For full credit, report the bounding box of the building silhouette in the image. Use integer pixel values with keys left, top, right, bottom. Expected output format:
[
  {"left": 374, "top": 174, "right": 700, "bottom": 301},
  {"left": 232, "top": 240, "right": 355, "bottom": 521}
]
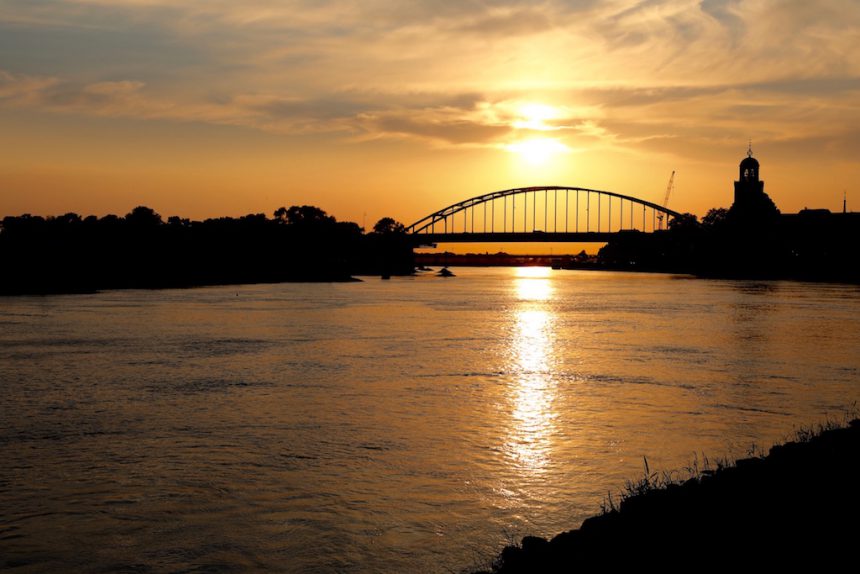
[{"left": 729, "top": 145, "right": 780, "bottom": 222}]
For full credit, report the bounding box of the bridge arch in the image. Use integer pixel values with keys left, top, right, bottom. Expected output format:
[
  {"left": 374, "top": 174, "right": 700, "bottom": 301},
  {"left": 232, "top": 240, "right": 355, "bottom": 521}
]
[{"left": 406, "top": 186, "right": 682, "bottom": 242}]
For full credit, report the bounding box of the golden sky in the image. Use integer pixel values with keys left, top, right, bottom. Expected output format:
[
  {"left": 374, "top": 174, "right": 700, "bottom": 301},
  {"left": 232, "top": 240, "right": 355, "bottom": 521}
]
[{"left": 2, "top": 0, "right": 859, "bottom": 234}]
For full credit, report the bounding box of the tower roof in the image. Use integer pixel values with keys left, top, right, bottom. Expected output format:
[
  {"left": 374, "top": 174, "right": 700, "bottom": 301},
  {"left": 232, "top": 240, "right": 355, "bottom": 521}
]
[
  {"left": 740, "top": 141, "right": 759, "bottom": 169},
  {"left": 740, "top": 155, "right": 759, "bottom": 170}
]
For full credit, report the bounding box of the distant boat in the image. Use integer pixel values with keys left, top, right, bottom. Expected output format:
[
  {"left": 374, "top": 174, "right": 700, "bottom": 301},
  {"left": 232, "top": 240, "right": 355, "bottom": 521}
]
[
  {"left": 381, "top": 274, "right": 391, "bottom": 280},
  {"left": 438, "top": 267, "right": 455, "bottom": 277}
]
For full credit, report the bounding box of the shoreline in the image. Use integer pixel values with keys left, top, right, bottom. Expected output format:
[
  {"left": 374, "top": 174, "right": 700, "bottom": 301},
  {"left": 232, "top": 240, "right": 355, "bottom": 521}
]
[
  {"left": 6, "top": 263, "right": 860, "bottom": 296},
  {"left": 424, "top": 258, "right": 860, "bottom": 284},
  {"left": 0, "top": 274, "right": 366, "bottom": 296},
  {"left": 475, "top": 418, "right": 860, "bottom": 571}
]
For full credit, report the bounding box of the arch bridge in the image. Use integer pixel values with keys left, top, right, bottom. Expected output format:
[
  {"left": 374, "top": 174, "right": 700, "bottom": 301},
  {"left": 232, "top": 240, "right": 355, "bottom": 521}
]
[{"left": 406, "top": 186, "right": 681, "bottom": 245}]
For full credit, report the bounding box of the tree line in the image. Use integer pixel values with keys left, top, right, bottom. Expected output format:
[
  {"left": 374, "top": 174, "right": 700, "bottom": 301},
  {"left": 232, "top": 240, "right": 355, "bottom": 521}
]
[
  {"left": 0, "top": 206, "right": 414, "bottom": 294},
  {"left": 598, "top": 206, "right": 860, "bottom": 282}
]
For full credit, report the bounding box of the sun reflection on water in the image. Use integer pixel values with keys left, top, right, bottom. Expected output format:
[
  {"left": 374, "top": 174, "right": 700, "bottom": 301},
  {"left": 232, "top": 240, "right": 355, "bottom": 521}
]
[
  {"left": 505, "top": 268, "right": 558, "bottom": 473},
  {"left": 514, "top": 267, "right": 552, "bottom": 301}
]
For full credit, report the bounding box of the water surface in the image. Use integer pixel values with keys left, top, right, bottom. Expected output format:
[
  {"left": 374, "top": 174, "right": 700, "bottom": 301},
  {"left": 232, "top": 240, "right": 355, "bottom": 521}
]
[{"left": 2, "top": 268, "right": 859, "bottom": 572}]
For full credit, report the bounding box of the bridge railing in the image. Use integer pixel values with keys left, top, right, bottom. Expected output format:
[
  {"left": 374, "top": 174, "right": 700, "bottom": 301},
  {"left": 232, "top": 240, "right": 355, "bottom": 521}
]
[{"left": 406, "top": 186, "right": 682, "bottom": 237}]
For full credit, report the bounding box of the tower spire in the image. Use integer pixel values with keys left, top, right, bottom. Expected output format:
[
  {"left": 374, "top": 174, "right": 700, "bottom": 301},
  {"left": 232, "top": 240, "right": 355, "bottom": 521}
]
[{"left": 747, "top": 139, "right": 753, "bottom": 158}]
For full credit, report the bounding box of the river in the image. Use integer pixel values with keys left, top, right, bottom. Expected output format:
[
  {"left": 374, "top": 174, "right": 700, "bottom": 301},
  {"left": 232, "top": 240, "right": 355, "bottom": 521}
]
[{"left": 1, "top": 268, "right": 859, "bottom": 572}]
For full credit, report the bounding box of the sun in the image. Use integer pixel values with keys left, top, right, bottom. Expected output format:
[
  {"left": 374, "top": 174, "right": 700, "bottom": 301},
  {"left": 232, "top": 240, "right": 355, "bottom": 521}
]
[
  {"left": 504, "top": 102, "right": 570, "bottom": 165},
  {"left": 512, "top": 103, "right": 560, "bottom": 131},
  {"left": 506, "top": 138, "right": 570, "bottom": 166}
]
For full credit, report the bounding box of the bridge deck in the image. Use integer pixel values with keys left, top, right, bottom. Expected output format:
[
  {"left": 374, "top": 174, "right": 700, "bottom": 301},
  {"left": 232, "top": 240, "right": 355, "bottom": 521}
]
[{"left": 410, "top": 231, "right": 650, "bottom": 246}]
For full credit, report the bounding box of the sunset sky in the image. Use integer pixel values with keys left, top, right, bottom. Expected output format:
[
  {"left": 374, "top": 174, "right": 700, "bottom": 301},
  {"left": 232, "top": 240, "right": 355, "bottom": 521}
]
[{"left": 2, "top": 0, "right": 859, "bottom": 232}]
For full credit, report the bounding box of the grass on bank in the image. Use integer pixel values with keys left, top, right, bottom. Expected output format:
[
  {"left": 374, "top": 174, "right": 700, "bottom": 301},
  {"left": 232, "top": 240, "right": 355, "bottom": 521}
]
[{"left": 471, "top": 409, "right": 860, "bottom": 573}]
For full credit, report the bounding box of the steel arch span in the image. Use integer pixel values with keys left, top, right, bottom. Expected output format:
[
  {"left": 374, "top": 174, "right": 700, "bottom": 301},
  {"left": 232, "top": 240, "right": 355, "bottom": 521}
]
[{"left": 406, "top": 186, "right": 682, "bottom": 243}]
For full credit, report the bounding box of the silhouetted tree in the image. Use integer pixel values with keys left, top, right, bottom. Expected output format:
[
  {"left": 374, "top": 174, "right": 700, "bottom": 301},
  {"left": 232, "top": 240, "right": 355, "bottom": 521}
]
[
  {"left": 241, "top": 213, "right": 268, "bottom": 225},
  {"left": 702, "top": 208, "right": 729, "bottom": 229},
  {"left": 372, "top": 217, "right": 406, "bottom": 235},
  {"left": 167, "top": 216, "right": 191, "bottom": 227},
  {"left": 284, "top": 205, "right": 334, "bottom": 226},
  {"left": 57, "top": 212, "right": 82, "bottom": 225},
  {"left": 335, "top": 221, "right": 363, "bottom": 236},
  {"left": 125, "top": 206, "right": 162, "bottom": 226},
  {"left": 668, "top": 212, "right": 699, "bottom": 231}
]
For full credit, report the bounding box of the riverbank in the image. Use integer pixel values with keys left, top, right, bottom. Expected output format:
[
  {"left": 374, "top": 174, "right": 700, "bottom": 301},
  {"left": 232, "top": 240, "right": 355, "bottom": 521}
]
[
  {"left": 0, "top": 273, "right": 363, "bottom": 296},
  {"left": 0, "top": 206, "right": 414, "bottom": 295},
  {"left": 477, "top": 418, "right": 860, "bottom": 571}
]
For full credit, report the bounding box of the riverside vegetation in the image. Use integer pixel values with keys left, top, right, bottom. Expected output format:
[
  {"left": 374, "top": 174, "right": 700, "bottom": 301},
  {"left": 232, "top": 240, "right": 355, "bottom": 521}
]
[
  {"left": 597, "top": 207, "right": 860, "bottom": 282},
  {"left": 0, "top": 206, "right": 414, "bottom": 294},
  {"left": 476, "top": 417, "right": 860, "bottom": 571}
]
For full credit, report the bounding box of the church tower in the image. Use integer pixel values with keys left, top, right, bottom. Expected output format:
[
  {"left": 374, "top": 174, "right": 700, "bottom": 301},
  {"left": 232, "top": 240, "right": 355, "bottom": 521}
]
[
  {"left": 734, "top": 144, "right": 764, "bottom": 203},
  {"left": 729, "top": 144, "right": 779, "bottom": 221}
]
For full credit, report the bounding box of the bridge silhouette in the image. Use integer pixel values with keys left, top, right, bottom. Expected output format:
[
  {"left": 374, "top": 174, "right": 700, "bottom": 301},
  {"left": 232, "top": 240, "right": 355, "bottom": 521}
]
[{"left": 406, "top": 186, "right": 681, "bottom": 245}]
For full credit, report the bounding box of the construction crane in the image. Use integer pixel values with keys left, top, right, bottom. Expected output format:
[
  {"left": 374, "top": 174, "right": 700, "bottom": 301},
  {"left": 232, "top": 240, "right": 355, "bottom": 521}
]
[{"left": 656, "top": 170, "right": 675, "bottom": 230}]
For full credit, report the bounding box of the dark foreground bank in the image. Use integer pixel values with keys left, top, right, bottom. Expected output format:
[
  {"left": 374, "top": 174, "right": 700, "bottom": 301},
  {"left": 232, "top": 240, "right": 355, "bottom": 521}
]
[{"left": 476, "top": 419, "right": 860, "bottom": 572}]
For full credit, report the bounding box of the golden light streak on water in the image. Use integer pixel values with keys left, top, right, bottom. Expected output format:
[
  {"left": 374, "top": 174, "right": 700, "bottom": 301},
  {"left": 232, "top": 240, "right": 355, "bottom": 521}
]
[
  {"left": 506, "top": 266, "right": 558, "bottom": 474},
  {"left": 514, "top": 266, "right": 553, "bottom": 301},
  {"left": 507, "top": 308, "right": 557, "bottom": 474}
]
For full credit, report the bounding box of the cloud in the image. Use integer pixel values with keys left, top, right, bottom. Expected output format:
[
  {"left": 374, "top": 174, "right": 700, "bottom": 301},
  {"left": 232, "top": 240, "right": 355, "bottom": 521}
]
[
  {"left": 360, "top": 113, "right": 512, "bottom": 146},
  {"left": 699, "top": 0, "right": 744, "bottom": 38},
  {"left": 452, "top": 7, "right": 556, "bottom": 37},
  {"left": 2, "top": 0, "right": 860, "bottom": 166},
  {"left": 4, "top": 61, "right": 860, "bottom": 166},
  {"left": 0, "top": 69, "right": 59, "bottom": 102},
  {"left": 1, "top": 71, "right": 161, "bottom": 118},
  {"left": 46, "top": 80, "right": 146, "bottom": 108}
]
